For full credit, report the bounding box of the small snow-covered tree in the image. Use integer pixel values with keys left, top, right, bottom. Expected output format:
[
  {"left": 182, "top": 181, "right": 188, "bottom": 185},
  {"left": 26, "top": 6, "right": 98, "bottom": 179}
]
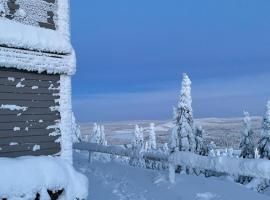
[
  {"left": 148, "top": 123, "right": 157, "bottom": 150},
  {"left": 129, "top": 125, "right": 145, "bottom": 168},
  {"left": 237, "top": 112, "right": 255, "bottom": 184},
  {"left": 170, "top": 73, "right": 195, "bottom": 153},
  {"left": 194, "top": 125, "right": 206, "bottom": 156},
  {"left": 100, "top": 125, "right": 108, "bottom": 146},
  {"left": 258, "top": 101, "right": 270, "bottom": 159},
  {"left": 89, "top": 123, "right": 100, "bottom": 143},
  {"left": 239, "top": 111, "right": 255, "bottom": 159},
  {"left": 71, "top": 112, "right": 82, "bottom": 143}
]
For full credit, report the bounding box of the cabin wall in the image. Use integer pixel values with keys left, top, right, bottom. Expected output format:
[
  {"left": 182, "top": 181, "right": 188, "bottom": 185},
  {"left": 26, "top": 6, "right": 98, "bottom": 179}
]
[{"left": 0, "top": 68, "right": 61, "bottom": 157}]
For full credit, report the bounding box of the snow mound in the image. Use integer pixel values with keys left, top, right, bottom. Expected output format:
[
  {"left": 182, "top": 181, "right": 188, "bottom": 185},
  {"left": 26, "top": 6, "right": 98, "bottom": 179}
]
[{"left": 0, "top": 156, "right": 88, "bottom": 200}]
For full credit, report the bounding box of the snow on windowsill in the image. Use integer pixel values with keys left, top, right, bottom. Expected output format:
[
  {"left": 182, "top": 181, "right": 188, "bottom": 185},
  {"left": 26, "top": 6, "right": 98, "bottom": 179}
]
[
  {"left": 0, "top": 156, "right": 88, "bottom": 200},
  {"left": 0, "top": 18, "right": 72, "bottom": 54}
]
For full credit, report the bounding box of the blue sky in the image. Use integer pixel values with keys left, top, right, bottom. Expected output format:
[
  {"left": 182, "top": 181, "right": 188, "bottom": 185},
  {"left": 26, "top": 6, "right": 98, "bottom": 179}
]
[{"left": 70, "top": 0, "right": 270, "bottom": 122}]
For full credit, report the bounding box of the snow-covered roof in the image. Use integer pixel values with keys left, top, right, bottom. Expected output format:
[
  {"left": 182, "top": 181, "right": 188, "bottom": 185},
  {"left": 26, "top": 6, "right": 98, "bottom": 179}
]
[{"left": 0, "top": 0, "right": 75, "bottom": 75}]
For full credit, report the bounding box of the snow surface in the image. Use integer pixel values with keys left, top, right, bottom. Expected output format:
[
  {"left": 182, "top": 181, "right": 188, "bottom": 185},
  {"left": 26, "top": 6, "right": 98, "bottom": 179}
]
[
  {"left": 0, "top": 19, "right": 72, "bottom": 54},
  {"left": 74, "top": 151, "right": 269, "bottom": 200},
  {"left": 0, "top": 156, "right": 88, "bottom": 200}
]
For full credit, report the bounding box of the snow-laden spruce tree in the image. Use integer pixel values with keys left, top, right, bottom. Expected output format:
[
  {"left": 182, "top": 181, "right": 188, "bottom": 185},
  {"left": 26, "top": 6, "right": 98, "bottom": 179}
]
[
  {"left": 71, "top": 112, "right": 82, "bottom": 143},
  {"left": 258, "top": 101, "right": 270, "bottom": 159},
  {"left": 129, "top": 125, "right": 145, "bottom": 168},
  {"left": 194, "top": 125, "right": 206, "bottom": 156},
  {"left": 250, "top": 101, "right": 270, "bottom": 191},
  {"left": 169, "top": 73, "right": 196, "bottom": 174},
  {"left": 170, "top": 73, "right": 195, "bottom": 153},
  {"left": 100, "top": 125, "right": 108, "bottom": 146},
  {"left": 148, "top": 123, "right": 157, "bottom": 150},
  {"left": 193, "top": 125, "right": 207, "bottom": 175},
  {"left": 237, "top": 111, "right": 255, "bottom": 184},
  {"left": 89, "top": 123, "right": 100, "bottom": 143},
  {"left": 239, "top": 111, "right": 255, "bottom": 159}
]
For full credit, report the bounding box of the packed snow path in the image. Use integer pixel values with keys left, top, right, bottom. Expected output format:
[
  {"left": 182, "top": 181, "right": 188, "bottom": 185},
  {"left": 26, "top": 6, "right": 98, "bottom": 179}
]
[{"left": 74, "top": 152, "right": 269, "bottom": 200}]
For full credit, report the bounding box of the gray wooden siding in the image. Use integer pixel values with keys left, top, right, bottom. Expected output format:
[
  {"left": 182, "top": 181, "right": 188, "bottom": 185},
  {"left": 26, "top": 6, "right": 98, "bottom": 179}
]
[
  {"left": 0, "top": 0, "right": 57, "bottom": 30},
  {"left": 0, "top": 68, "right": 61, "bottom": 157}
]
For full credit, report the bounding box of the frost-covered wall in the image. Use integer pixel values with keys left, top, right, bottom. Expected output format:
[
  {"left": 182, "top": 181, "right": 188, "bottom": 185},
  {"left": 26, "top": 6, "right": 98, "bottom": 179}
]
[
  {"left": 0, "top": 0, "right": 75, "bottom": 75},
  {"left": 0, "top": 0, "right": 58, "bottom": 30},
  {"left": 0, "top": 0, "right": 75, "bottom": 161},
  {"left": 59, "top": 75, "right": 73, "bottom": 164}
]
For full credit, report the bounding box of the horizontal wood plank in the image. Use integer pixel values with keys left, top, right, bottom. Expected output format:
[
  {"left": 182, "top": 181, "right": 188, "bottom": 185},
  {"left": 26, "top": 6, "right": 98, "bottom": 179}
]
[
  {"left": 0, "top": 68, "right": 60, "bottom": 81},
  {"left": 0, "top": 148, "right": 61, "bottom": 158},
  {"left": 0, "top": 120, "right": 59, "bottom": 130},
  {"left": 0, "top": 85, "right": 59, "bottom": 94},
  {"left": 0, "top": 107, "right": 59, "bottom": 115},
  {"left": 0, "top": 135, "right": 60, "bottom": 146},
  {"left": 0, "top": 78, "right": 59, "bottom": 88},
  {"left": 0, "top": 114, "right": 59, "bottom": 123},
  {"left": 0, "top": 128, "right": 60, "bottom": 138},
  {"left": 0, "top": 92, "right": 59, "bottom": 101}
]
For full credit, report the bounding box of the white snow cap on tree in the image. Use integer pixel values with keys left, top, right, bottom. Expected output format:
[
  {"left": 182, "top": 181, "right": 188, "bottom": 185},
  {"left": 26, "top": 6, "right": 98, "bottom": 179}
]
[
  {"left": 148, "top": 123, "right": 157, "bottom": 150},
  {"left": 170, "top": 73, "right": 195, "bottom": 152},
  {"left": 258, "top": 101, "right": 270, "bottom": 159}
]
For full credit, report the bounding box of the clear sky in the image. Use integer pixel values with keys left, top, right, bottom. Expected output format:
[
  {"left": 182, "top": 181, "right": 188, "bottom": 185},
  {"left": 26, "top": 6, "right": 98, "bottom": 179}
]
[{"left": 70, "top": 0, "right": 270, "bottom": 122}]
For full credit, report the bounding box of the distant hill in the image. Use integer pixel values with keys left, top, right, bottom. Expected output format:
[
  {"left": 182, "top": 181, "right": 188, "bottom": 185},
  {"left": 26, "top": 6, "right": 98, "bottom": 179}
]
[{"left": 80, "top": 117, "right": 262, "bottom": 149}]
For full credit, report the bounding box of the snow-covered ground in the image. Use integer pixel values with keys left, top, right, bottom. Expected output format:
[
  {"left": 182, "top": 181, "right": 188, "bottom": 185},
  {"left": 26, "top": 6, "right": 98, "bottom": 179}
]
[
  {"left": 74, "top": 151, "right": 270, "bottom": 200},
  {"left": 80, "top": 117, "right": 262, "bottom": 148}
]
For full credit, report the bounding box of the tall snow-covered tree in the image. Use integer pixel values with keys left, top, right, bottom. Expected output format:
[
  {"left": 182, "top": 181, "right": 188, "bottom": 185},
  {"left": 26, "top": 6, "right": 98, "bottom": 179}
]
[
  {"left": 237, "top": 111, "right": 255, "bottom": 184},
  {"left": 170, "top": 73, "right": 195, "bottom": 153},
  {"left": 148, "top": 123, "right": 157, "bottom": 150},
  {"left": 258, "top": 101, "right": 270, "bottom": 159},
  {"left": 71, "top": 112, "right": 82, "bottom": 143},
  {"left": 251, "top": 102, "right": 270, "bottom": 192},
  {"left": 239, "top": 111, "right": 255, "bottom": 159},
  {"left": 129, "top": 125, "right": 145, "bottom": 168}
]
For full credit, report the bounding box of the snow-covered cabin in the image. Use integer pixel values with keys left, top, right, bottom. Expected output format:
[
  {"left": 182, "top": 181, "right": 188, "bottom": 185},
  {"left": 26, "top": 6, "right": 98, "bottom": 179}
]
[{"left": 0, "top": 0, "right": 74, "bottom": 163}]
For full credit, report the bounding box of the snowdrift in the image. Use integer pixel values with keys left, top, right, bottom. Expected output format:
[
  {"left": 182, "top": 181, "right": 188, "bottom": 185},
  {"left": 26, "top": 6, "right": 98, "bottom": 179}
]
[{"left": 0, "top": 156, "right": 88, "bottom": 200}]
